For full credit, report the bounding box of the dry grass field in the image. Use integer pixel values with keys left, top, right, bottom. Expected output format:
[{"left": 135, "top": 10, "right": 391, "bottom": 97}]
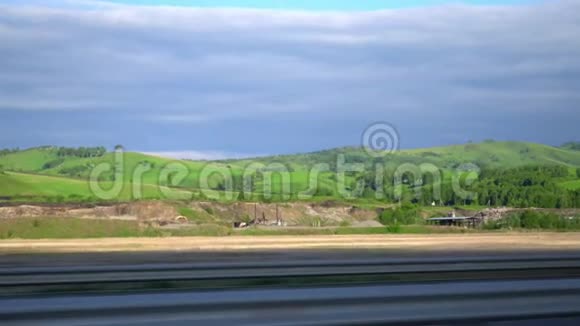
[{"left": 1, "top": 233, "right": 580, "bottom": 254}]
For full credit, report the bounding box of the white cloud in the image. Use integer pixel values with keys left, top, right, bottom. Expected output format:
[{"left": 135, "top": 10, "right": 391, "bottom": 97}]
[{"left": 141, "top": 150, "right": 265, "bottom": 160}]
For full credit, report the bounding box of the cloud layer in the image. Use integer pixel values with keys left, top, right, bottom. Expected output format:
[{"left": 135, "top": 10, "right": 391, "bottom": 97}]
[{"left": 1, "top": 0, "right": 579, "bottom": 157}]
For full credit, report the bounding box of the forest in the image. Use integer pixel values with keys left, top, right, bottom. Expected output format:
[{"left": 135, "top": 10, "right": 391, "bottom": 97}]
[{"left": 360, "top": 165, "right": 580, "bottom": 208}]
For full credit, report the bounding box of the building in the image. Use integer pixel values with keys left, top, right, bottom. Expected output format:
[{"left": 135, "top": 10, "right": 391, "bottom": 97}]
[{"left": 426, "top": 216, "right": 482, "bottom": 228}]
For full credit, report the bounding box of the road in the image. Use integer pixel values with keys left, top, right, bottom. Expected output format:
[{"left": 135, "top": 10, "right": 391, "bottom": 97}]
[
  {"left": 2, "top": 252, "right": 580, "bottom": 325},
  {"left": 2, "top": 278, "right": 580, "bottom": 325}
]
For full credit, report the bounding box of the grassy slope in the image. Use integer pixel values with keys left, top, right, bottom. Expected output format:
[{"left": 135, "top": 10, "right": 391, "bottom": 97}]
[
  {"left": 1, "top": 141, "right": 579, "bottom": 201},
  {"left": 4, "top": 142, "right": 579, "bottom": 175},
  {"left": 233, "top": 141, "right": 580, "bottom": 194},
  {"left": 0, "top": 148, "right": 59, "bottom": 171},
  {"left": 384, "top": 141, "right": 580, "bottom": 168},
  {"left": 0, "top": 172, "right": 193, "bottom": 201},
  {"left": 231, "top": 141, "right": 580, "bottom": 173},
  {"left": 0, "top": 172, "right": 90, "bottom": 197},
  {"left": 561, "top": 180, "right": 580, "bottom": 191},
  {"left": 0, "top": 218, "right": 144, "bottom": 239}
]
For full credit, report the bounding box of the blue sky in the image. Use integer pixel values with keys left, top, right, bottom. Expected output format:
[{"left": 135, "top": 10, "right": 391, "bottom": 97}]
[{"left": 0, "top": 0, "right": 579, "bottom": 159}]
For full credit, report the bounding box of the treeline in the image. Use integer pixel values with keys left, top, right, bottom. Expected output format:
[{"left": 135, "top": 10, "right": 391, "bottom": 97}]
[
  {"left": 1, "top": 146, "right": 109, "bottom": 158},
  {"left": 473, "top": 166, "right": 578, "bottom": 208},
  {"left": 378, "top": 203, "right": 422, "bottom": 225},
  {"left": 235, "top": 164, "right": 579, "bottom": 208},
  {"left": 352, "top": 165, "right": 579, "bottom": 208},
  {"left": 561, "top": 141, "right": 580, "bottom": 151},
  {"left": 479, "top": 165, "right": 569, "bottom": 179},
  {"left": 485, "top": 210, "right": 580, "bottom": 230},
  {"left": 0, "top": 148, "right": 20, "bottom": 156},
  {"left": 56, "top": 146, "right": 107, "bottom": 158}
]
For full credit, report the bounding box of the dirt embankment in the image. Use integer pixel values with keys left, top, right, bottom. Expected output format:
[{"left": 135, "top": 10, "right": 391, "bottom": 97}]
[
  {"left": 2, "top": 201, "right": 578, "bottom": 228},
  {"left": 0, "top": 201, "right": 380, "bottom": 227},
  {"left": 0, "top": 201, "right": 176, "bottom": 222}
]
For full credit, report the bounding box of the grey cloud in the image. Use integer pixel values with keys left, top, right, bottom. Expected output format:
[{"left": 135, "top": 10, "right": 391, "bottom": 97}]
[{"left": 0, "top": 0, "right": 579, "bottom": 152}]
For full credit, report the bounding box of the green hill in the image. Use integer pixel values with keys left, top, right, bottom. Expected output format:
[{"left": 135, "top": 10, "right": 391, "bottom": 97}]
[
  {"left": 0, "top": 171, "right": 194, "bottom": 202},
  {"left": 240, "top": 141, "right": 580, "bottom": 169},
  {"left": 1, "top": 141, "right": 580, "bottom": 203},
  {"left": 0, "top": 171, "right": 93, "bottom": 200},
  {"left": 0, "top": 147, "right": 61, "bottom": 171}
]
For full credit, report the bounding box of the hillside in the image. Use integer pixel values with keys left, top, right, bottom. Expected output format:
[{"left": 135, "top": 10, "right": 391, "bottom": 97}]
[
  {"left": 238, "top": 141, "right": 580, "bottom": 169},
  {"left": 0, "top": 172, "right": 193, "bottom": 202},
  {"left": 1, "top": 141, "right": 580, "bottom": 203},
  {"left": 4, "top": 141, "right": 579, "bottom": 174}
]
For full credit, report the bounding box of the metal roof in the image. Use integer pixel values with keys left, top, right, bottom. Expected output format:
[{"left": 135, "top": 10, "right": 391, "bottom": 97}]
[{"left": 427, "top": 216, "right": 474, "bottom": 221}]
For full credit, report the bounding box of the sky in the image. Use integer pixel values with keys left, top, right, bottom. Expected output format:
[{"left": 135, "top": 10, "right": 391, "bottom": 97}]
[
  {"left": 102, "top": 0, "right": 538, "bottom": 10},
  {"left": 1, "top": 0, "right": 579, "bottom": 159}
]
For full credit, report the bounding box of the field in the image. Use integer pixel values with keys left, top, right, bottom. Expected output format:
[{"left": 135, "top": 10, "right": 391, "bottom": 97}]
[
  {"left": 0, "top": 218, "right": 143, "bottom": 239},
  {"left": 2, "top": 233, "right": 580, "bottom": 254}
]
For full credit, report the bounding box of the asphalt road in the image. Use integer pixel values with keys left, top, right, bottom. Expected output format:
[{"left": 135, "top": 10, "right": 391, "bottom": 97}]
[
  {"left": 2, "top": 278, "right": 580, "bottom": 325},
  {"left": 2, "top": 251, "right": 580, "bottom": 325}
]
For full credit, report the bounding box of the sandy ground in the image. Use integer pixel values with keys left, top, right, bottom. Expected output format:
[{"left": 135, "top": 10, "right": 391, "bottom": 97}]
[{"left": 1, "top": 233, "right": 580, "bottom": 254}]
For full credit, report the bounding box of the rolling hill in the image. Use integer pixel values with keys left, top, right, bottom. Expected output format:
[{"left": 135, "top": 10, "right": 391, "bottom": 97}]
[
  {"left": 1, "top": 141, "right": 579, "bottom": 203},
  {"left": 241, "top": 141, "right": 580, "bottom": 169},
  {"left": 0, "top": 171, "right": 194, "bottom": 202}
]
